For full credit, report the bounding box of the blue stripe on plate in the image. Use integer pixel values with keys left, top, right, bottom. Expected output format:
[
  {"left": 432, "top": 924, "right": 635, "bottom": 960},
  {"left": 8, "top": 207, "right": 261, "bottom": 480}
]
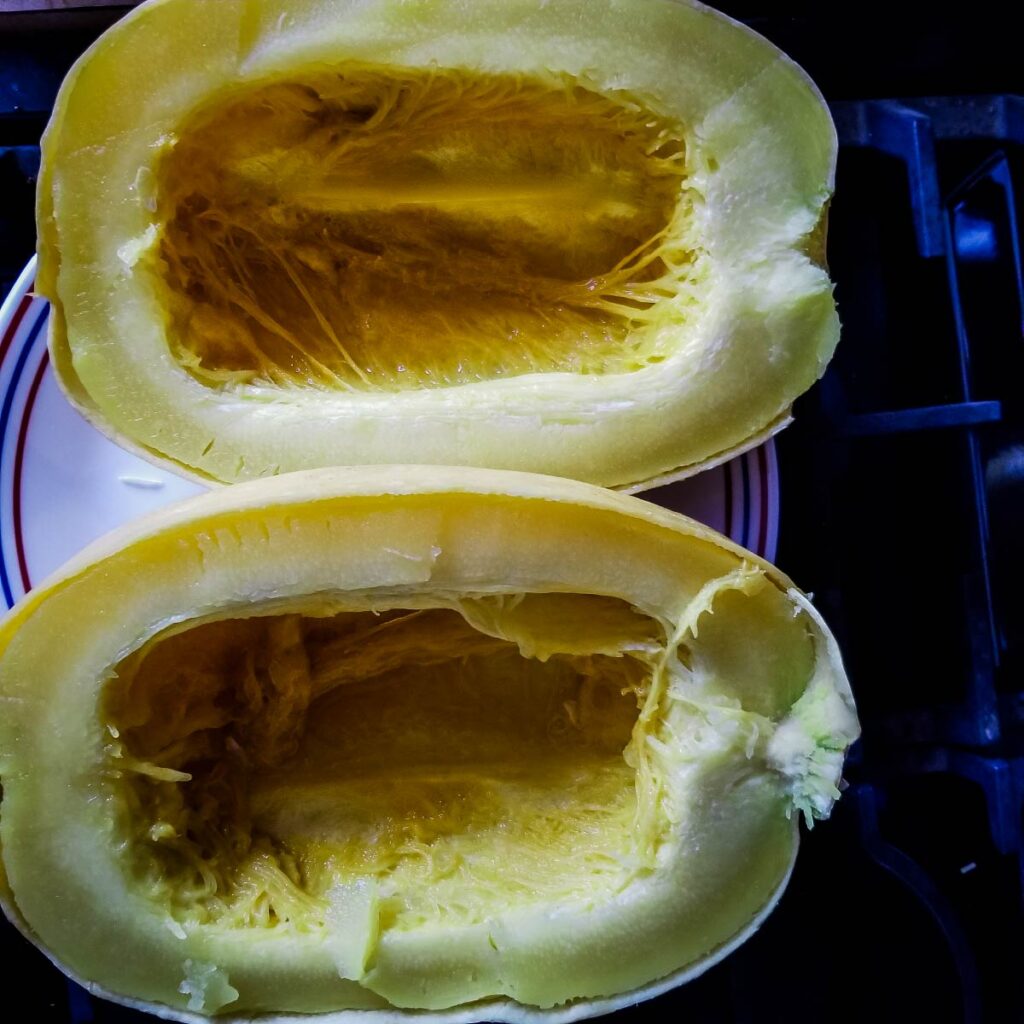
[{"left": 0, "top": 304, "right": 48, "bottom": 608}]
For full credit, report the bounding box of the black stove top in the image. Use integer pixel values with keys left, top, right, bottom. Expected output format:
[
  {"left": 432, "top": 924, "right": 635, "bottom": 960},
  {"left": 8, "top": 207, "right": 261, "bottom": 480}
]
[{"left": 1, "top": 5, "right": 1022, "bottom": 1022}]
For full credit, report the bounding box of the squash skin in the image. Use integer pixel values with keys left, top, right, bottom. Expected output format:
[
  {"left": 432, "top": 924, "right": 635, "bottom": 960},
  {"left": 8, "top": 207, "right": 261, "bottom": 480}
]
[
  {"left": 0, "top": 466, "right": 857, "bottom": 1021},
  {"left": 38, "top": 0, "right": 838, "bottom": 489}
]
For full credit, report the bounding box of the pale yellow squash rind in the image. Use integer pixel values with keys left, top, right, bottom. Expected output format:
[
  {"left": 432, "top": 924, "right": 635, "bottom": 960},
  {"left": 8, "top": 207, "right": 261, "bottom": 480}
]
[
  {"left": 38, "top": 0, "right": 837, "bottom": 488},
  {"left": 0, "top": 466, "right": 857, "bottom": 1021}
]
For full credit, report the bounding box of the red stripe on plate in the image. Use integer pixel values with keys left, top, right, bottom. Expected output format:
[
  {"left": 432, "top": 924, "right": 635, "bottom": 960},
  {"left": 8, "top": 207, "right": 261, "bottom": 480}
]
[
  {"left": 756, "top": 444, "right": 769, "bottom": 558},
  {"left": 723, "top": 463, "right": 733, "bottom": 545},
  {"left": 0, "top": 296, "right": 33, "bottom": 369},
  {"left": 14, "top": 350, "right": 49, "bottom": 592}
]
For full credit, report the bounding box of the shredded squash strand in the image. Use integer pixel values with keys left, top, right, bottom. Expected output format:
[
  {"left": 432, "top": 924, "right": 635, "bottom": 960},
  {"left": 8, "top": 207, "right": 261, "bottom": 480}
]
[
  {"left": 154, "top": 66, "right": 703, "bottom": 392},
  {"left": 102, "top": 579, "right": 796, "bottom": 941}
]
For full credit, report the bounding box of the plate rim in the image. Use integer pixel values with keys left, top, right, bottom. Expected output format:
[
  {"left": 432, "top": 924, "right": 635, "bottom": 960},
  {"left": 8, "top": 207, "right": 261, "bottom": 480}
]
[{"left": 0, "top": 261, "right": 779, "bottom": 606}]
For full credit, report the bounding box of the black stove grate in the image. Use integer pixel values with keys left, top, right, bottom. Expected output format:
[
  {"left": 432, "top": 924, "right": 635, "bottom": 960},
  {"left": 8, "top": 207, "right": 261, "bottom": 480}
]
[{"left": 776, "top": 92, "right": 1024, "bottom": 1022}]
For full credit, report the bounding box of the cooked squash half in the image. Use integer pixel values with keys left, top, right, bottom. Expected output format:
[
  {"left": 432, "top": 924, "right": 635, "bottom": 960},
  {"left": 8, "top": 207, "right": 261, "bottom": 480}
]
[
  {"left": 0, "top": 467, "right": 858, "bottom": 1021},
  {"left": 39, "top": 0, "right": 838, "bottom": 488}
]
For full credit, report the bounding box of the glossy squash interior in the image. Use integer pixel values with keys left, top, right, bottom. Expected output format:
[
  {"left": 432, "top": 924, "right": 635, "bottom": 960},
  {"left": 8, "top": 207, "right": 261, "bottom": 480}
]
[
  {"left": 0, "top": 467, "right": 857, "bottom": 1016},
  {"left": 153, "top": 66, "right": 701, "bottom": 391},
  {"left": 103, "top": 594, "right": 668, "bottom": 936}
]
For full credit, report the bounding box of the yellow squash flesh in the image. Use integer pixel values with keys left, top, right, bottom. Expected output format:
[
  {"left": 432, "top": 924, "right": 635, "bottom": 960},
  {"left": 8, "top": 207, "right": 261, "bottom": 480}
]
[
  {"left": 39, "top": 0, "right": 838, "bottom": 488},
  {"left": 0, "top": 467, "right": 859, "bottom": 1021}
]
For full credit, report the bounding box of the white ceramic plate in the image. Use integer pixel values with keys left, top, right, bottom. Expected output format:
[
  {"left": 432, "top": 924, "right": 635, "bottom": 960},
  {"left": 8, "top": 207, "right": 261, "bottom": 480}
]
[{"left": 0, "top": 256, "right": 778, "bottom": 610}]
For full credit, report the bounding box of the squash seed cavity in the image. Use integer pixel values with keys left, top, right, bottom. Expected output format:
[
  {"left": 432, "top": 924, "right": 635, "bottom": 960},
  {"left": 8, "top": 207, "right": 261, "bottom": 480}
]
[
  {"left": 102, "top": 596, "right": 663, "bottom": 936},
  {"left": 152, "top": 66, "right": 702, "bottom": 392}
]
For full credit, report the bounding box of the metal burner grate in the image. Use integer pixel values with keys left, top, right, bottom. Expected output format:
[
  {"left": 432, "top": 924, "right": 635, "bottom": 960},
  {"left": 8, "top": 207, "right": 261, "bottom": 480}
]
[{"left": 777, "top": 93, "right": 1024, "bottom": 1022}]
